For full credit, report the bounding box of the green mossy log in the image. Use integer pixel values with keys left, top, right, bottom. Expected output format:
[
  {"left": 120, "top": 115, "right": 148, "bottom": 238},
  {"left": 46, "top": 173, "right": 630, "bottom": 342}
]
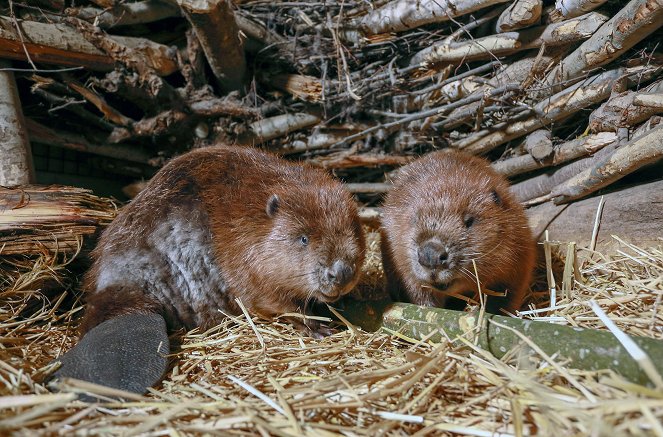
[{"left": 340, "top": 299, "right": 663, "bottom": 387}]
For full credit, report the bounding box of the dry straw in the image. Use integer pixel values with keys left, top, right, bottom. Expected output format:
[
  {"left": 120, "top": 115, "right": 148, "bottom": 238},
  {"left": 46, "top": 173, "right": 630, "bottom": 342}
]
[{"left": 1, "top": 230, "right": 662, "bottom": 435}]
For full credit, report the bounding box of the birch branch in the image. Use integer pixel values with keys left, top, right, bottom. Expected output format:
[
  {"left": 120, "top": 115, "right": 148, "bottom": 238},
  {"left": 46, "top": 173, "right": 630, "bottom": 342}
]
[
  {"left": 551, "top": 124, "right": 663, "bottom": 203},
  {"left": 355, "top": 0, "right": 512, "bottom": 35},
  {"left": 0, "top": 60, "right": 35, "bottom": 186},
  {"left": 410, "top": 11, "right": 607, "bottom": 66},
  {"left": 177, "top": 0, "right": 246, "bottom": 93},
  {"left": 492, "top": 132, "right": 617, "bottom": 177},
  {"left": 239, "top": 113, "right": 321, "bottom": 145},
  {"left": 456, "top": 68, "right": 624, "bottom": 155},
  {"left": 543, "top": 0, "right": 663, "bottom": 91}
]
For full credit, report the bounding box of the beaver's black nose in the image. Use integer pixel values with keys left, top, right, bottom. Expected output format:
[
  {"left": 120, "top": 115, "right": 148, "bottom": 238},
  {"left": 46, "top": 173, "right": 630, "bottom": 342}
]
[
  {"left": 325, "top": 260, "right": 354, "bottom": 287},
  {"left": 418, "top": 241, "right": 449, "bottom": 269}
]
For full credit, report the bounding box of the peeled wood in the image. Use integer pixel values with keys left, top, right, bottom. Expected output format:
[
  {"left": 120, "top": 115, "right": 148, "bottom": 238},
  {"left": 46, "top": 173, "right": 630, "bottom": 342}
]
[
  {"left": 409, "top": 12, "right": 606, "bottom": 66},
  {"left": 177, "top": 0, "right": 246, "bottom": 93},
  {"left": 589, "top": 80, "right": 663, "bottom": 133},
  {"left": 492, "top": 132, "right": 617, "bottom": 178},
  {"left": 0, "top": 186, "right": 116, "bottom": 256},
  {"left": 0, "top": 16, "right": 177, "bottom": 75},
  {"left": 525, "top": 129, "right": 553, "bottom": 161},
  {"left": 0, "top": 60, "right": 35, "bottom": 186},
  {"left": 552, "top": 0, "right": 608, "bottom": 19},
  {"left": 356, "top": 0, "right": 512, "bottom": 35},
  {"left": 341, "top": 300, "right": 663, "bottom": 387},
  {"left": 510, "top": 141, "right": 620, "bottom": 202},
  {"left": 239, "top": 113, "right": 321, "bottom": 145},
  {"left": 496, "top": 0, "right": 542, "bottom": 32},
  {"left": 551, "top": 124, "right": 663, "bottom": 203},
  {"left": 543, "top": 0, "right": 663, "bottom": 92},
  {"left": 527, "top": 178, "right": 663, "bottom": 251},
  {"left": 457, "top": 68, "right": 623, "bottom": 155}
]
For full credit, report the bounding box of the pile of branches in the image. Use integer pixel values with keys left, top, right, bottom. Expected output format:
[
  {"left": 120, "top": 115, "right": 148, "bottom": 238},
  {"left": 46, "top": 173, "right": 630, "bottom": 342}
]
[{"left": 3, "top": 0, "right": 663, "bottom": 205}]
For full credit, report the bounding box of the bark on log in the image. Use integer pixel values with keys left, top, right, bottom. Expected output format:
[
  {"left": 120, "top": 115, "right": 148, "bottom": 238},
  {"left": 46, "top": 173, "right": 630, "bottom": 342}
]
[
  {"left": 526, "top": 178, "right": 663, "bottom": 251},
  {"left": 340, "top": 301, "right": 663, "bottom": 387},
  {"left": 0, "top": 60, "right": 35, "bottom": 186},
  {"left": 177, "top": 0, "right": 246, "bottom": 93},
  {"left": 239, "top": 113, "right": 321, "bottom": 145},
  {"left": 551, "top": 124, "right": 663, "bottom": 203},
  {"left": 0, "top": 16, "right": 178, "bottom": 75},
  {"left": 492, "top": 132, "right": 617, "bottom": 178},
  {"left": 589, "top": 80, "right": 663, "bottom": 133},
  {"left": 410, "top": 11, "right": 606, "bottom": 66},
  {"left": 510, "top": 140, "right": 620, "bottom": 202},
  {"left": 552, "top": 0, "right": 608, "bottom": 19},
  {"left": 496, "top": 0, "right": 542, "bottom": 32},
  {"left": 457, "top": 68, "right": 624, "bottom": 155},
  {"left": 356, "top": 0, "right": 512, "bottom": 35},
  {"left": 543, "top": 0, "right": 663, "bottom": 92}
]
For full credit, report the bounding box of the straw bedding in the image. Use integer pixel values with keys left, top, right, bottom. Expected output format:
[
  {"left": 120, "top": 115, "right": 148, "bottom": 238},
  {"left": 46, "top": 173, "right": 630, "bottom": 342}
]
[{"left": 1, "top": 229, "right": 662, "bottom": 436}]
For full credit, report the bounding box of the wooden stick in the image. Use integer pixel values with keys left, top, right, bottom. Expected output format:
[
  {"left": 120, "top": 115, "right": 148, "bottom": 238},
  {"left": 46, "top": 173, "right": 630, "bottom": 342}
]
[
  {"left": 510, "top": 140, "right": 620, "bottom": 202},
  {"left": 551, "top": 0, "right": 609, "bottom": 19},
  {"left": 496, "top": 0, "right": 542, "bottom": 32},
  {"left": 0, "top": 16, "right": 178, "bottom": 76},
  {"left": 589, "top": 80, "right": 663, "bottom": 133},
  {"left": 551, "top": 124, "right": 663, "bottom": 203},
  {"left": 177, "top": 0, "right": 246, "bottom": 93},
  {"left": 239, "top": 113, "right": 321, "bottom": 145},
  {"left": 410, "top": 11, "right": 606, "bottom": 66},
  {"left": 356, "top": 0, "right": 512, "bottom": 35},
  {"left": 543, "top": 0, "right": 663, "bottom": 92},
  {"left": 492, "top": 132, "right": 617, "bottom": 178},
  {"left": 456, "top": 68, "right": 624, "bottom": 155},
  {"left": 0, "top": 60, "right": 35, "bottom": 186}
]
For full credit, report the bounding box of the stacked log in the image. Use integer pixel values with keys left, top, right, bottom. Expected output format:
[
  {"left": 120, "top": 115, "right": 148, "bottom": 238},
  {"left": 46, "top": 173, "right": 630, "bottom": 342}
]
[{"left": 0, "top": 0, "right": 661, "bottom": 247}]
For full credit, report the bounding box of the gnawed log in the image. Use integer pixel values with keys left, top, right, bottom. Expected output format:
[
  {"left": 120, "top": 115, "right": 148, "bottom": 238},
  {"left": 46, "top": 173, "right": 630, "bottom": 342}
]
[
  {"left": 341, "top": 301, "right": 663, "bottom": 387},
  {"left": 589, "top": 80, "right": 663, "bottom": 133},
  {"left": 524, "top": 129, "right": 553, "bottom": 161},
  {"left": 410, "top": 11, "right": 606, "bottom": 66},
  {"left": 177, "top": 0, "right": 246, "bottom": 93},
  {"left": 457, "top": 68, "right": 625, "bottom": 155},
  {"left": 0, "top": 16, "right": 178, "bottom": 75},
  {"left": 551, "top": 124, "right": 663, "bottom": 203},
  {"left": 552, "top": 0, "right": 608, "bottom": 20},
  {"left": 0, "top": 186, "right": 116, "bottom": 256},
  {"left": 527, "top": 178, "right": 663, "bottom": 251},
  {"left": 239, "top": 113, "right": 321, "bottom": 145},
  {"left": 510, "top": 140, "right": 620, "bottom": 202},
  {"left": 355, "top": 0, "right": 512, "bottom": 35},
  {"left": 0, "top": 60, "right": 35, "bottom": 186},
  {"left": 496, "top": 0, "right": 542, "bottom": 32},
  {"left": 492, "top": 132, "right": 617, "bottom": 178},
  {"left": 543, "top": 0, "right": 663, "bottom": 92}
]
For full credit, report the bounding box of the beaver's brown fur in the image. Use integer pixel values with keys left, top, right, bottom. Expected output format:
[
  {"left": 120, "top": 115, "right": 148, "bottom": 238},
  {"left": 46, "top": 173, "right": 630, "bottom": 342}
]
[
  {"left": 80, "top": 145, "right": 366, "bottom": 335},
  {"left": 381, "top": 150, "right": 535, "bottom": 314}
]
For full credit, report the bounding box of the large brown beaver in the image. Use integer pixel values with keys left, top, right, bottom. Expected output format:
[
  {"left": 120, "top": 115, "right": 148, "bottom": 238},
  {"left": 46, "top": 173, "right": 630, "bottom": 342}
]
[
  {"left": 53, "top": 145, "right": 365, "bottom": 395},
  {"left": 381, "top": 150, "right": 535, "bottom": 314}
]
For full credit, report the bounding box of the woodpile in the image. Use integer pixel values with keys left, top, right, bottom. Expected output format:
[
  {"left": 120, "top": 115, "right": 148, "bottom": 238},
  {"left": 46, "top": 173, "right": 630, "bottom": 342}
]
[{"left": 1, "top": 1, "right": 662, "bottom": 239}]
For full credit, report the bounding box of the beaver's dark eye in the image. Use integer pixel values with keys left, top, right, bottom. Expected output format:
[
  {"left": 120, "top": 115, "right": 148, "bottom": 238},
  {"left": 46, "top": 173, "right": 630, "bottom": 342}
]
[
  {"left": 464, "top": 216, "right": 475, "bottom": 228},
  {"left": 300, "top": 235, "right": 309, "bottom": 246}
]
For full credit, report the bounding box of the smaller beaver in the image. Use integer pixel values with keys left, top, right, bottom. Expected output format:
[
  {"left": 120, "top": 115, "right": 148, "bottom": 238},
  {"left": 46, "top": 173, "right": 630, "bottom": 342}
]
[
  {"left": 53, "top": 145, "right": 365, "bottom": 395},
  {"left": 381, "top": 150, "right": 535, "bottom": 314}
]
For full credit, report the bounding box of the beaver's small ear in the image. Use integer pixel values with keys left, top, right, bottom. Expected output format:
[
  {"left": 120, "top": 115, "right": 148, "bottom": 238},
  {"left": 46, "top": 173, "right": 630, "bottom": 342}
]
[
  {"left": 491, "top": 189, "right": 502, "bottom": 206},
  {"left": 266, "top": 194, "right": 280, "bottom": 218}
]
